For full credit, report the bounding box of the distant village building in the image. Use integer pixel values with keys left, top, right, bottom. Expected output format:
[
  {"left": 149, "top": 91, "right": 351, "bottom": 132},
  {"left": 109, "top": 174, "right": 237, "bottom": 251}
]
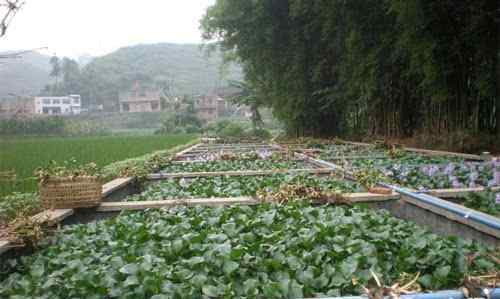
[
  {"left": 34, "top": 95, "right": 82, "bottom": 115},
  {"left": 119, "top": 83, "right": 161, "bottom": 113},
  {"left": 194, "top": 95, "right": 227, "bottom": 122},
  {"left": 1, "top": 95, "right": 81, "bottom": 116},
  {"left": 0, "top": 96, "right": 36, "bottom": 115}
]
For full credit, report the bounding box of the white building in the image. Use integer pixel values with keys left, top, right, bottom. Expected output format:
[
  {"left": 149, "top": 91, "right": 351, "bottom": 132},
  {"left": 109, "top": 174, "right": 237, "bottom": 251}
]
[{"left": 34, "top": 95, "right": 82, "bottom": 115}]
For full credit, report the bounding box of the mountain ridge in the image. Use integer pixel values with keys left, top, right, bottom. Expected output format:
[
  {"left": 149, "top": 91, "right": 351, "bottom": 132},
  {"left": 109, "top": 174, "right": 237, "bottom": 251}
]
[{"left": 0, "top": 43, "right": 242, "bottom": 109}]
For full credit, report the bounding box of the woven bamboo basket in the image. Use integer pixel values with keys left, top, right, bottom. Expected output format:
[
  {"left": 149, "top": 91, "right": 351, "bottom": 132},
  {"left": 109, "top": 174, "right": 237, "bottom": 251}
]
[{"left": 39, "top": 176, "right": 102, "bottom": 209}]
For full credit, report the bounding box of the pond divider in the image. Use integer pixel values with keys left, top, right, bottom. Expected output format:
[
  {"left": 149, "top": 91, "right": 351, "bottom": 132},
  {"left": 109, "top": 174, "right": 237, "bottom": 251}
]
[
  {"left": 2, "top": 141, "right": 499, "bottom": 253},
  {"left": 97, "top": 196, "right": 258, "bottom": 212},
  {"left": 341, "top": 140, "right": 488, "bottom": 161},
  {"left": 381, "top": 183, "right": 500, "bottom": 239},
  {"left": 147, "top": 168, "right": 335, "bottom": 180},
  {"left": 2, "top": 141, "right": 499, "bottom": 298}
]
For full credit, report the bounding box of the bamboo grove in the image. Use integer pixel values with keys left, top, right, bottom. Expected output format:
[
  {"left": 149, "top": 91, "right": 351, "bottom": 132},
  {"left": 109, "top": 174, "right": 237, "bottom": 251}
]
[{"left": 201, "top": 0, "right": 500, "bottom": 138}]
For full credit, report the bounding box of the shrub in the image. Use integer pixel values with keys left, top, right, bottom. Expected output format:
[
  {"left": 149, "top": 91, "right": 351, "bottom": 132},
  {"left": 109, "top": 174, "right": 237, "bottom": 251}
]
[
  {"left": 0, "top": 117, "right": 65, "bottom": 136},
  {"left": 0, "top": 193, "right": 41, "bottom": 225},
  {"left": 252, "top": 128, "right": 272, "bottom": 140},
  {"left": 63, "top": 120, "right": 110, "bottom": 136},
  {"left": 184, "top": 124, "right": 201, "bottom": 134},
  {"left": 219, "top": 122, "right": 246, "bottom": 138},
  {"left": 156, "top": 114, "right": 202, "bottom": 135},
  {"left": 204, "top": 119, "right": 233, "bottom": 135},
  {"left": 100, "top": 139, "right": 200, "bottom": 181}
]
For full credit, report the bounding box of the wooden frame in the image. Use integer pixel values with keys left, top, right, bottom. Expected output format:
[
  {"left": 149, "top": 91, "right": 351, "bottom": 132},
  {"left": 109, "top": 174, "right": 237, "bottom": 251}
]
[
  {"left": 97, "top": 197, "right": 258, "bottom": 212},
  {"left": 340, "top": 140, "right": 488, "bottom": 161},
  {"left": 3, "top": 141, "right": 498, "bottom": 256},
  {"left": 148, "top": 168, "right": 335, "bottom": 180}
]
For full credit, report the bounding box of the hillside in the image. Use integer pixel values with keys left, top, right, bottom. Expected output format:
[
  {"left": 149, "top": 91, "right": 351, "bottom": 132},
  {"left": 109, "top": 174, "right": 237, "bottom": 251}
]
[
  {"left": 80, "top": 43, "right": 242, "bottom": 109},
  {"left": 0, "top": 52, "right": 51, "bottom": 98},
  {"left": 0, "top": 43, "right": 242, "bottom": 110}
]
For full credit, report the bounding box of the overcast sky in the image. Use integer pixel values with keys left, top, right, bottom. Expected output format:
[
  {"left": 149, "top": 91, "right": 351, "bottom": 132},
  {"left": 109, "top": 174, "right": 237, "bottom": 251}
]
[{"left": 0, "top": 0, "right": 215, "bottom": 58}]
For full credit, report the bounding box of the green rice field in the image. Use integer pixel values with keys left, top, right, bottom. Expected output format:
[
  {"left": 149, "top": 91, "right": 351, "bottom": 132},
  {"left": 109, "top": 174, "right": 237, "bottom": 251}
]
[{"left": 0, "top": 134, "right": 196, "bottom": 196}]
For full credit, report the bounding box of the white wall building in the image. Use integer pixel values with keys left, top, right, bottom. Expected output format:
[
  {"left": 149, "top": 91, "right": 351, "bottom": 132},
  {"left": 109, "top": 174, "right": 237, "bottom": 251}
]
[{"left": 34, "top": 95, "right": 81, "bottom": 115}]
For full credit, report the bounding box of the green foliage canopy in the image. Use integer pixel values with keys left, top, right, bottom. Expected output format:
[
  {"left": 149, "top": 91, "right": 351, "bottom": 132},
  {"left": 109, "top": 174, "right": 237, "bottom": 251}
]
[{"left": 202, "top": 0, "right": 500, "bottom": 138}]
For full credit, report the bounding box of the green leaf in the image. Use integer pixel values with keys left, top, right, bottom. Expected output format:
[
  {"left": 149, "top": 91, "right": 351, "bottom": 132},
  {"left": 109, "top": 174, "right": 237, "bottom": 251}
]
[
  {"left": 202, "top": 285, "right": 223, "bottom": 297},
  {"left": 262, "top": 211, "right": 276, "bottom": 225},
  {"left": 287, "top": 256, "right": 302, "bottom": 270},
  {"left": 434, "top": 266, "right": 451, "bottom": 278},
  {"left": 172, "top": 239, "right": 183, "bottom": 253},
  {"left": 120, "top": 264, "right": 139, "bottom": 275},
  {"left": 279, "top": 277, "right": 290, "bottom": 296},
  {"left": 124, "top": 275, "right": 139, "bottom": 286},
  {"left": 340, "top": 259, "right": 358, "bottom": 277},
  {"left": 223, "top": 260, "right": 239, "bottom": 275},
  {"left": 419, "top": 274, "right": 433, "bottom": 288},
  {"left": 297, "top": 267, "right": 315, "bottom": 284},
  {"left": 262, "top": 282, "right": 282, "bottom": 298},
  {"left": 186, "top": 256, "right": 205, "bottom": 266},
  {"left": 289, "top": 280, "right": 304, "bottom": 298},
  {"left": 243, "top": 278, "right": 259, "bottom": 295},
  {"left": 191, "top": 274, "right": 208, "bottom": 287}
]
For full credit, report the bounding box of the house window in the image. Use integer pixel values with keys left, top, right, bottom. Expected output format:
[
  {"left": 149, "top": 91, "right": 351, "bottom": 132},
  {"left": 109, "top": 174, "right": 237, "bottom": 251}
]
[
  {"left": 151, "top": 102, "right": 159, "bottom": 110},
  {"left": 73, "top": 98, "right": 80, "bottom": 104},
  {"left": 53, "top": 99, "right": 61, "bottom": 104},
  {"left": 122, "top": 103, "right": 130, "bottom": 112},
  {"left": 42, "top": 99, "right": 51, "bottom": 104},
  {"left": 63, "top": 99, "right": 71, "bottom": 104}
]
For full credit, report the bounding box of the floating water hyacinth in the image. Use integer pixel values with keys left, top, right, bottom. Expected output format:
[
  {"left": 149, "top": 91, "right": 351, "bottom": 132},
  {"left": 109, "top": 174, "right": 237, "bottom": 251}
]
[
  {"left": 444, "top": 163, "right": 455, "bottom": 175},
  {"left": 421, "top": 165, "right": 439, "bottom": 177},
  {"left": 488, "top": 171, "right": 500, "bottom": 187},
  {"left": 179, "top": 178, "right": 190, "bottom": 188},
  {"left": 492, "top": 158, "right": 500, "bottom": 168},
  {"left": 352, "top": 157, "right": 500, "bottom": 190},
  {"left": 382, "top": 169, "right": 394, "bottom": 177},
  {"left": 468, "top": 171, "right": 479, "bottom": 187},
  {"left": 494, "top": 171, "right": 500, "bottom": 184},
  {"left": 256, "top": 149, "right": 272, "bottom": 159},
  {"left": 192, "top": 153, "right": 218, "bottom": 162},
  {"left": 399, "top": 169, "right": 409, "bottom": 180},
  {"left": 451, "top": 177, "right": 463, "bottom": 189}
]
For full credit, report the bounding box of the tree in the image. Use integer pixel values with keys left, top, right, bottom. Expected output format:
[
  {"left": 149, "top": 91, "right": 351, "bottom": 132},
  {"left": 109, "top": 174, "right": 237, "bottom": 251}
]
[
  {"left": 202, "top": 0, "right": 500, "bottom": 140},
  {"left": 229, "top": 80, "right": 264, "bottom": 130},
  {"left": 49, "top": 56, "right": 61, "bottom": 94},
  {"left": 61, "top": 57, "right": 81, "bottom": 94},
  {"left": 0, "top": 0, "right": 24, "bottom": 38}
]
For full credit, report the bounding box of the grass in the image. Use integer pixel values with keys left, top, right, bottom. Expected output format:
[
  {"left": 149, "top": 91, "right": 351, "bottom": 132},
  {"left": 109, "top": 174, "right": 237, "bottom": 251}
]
[{"left": 0, "top": 134, "right": 196, "bottom": 195}]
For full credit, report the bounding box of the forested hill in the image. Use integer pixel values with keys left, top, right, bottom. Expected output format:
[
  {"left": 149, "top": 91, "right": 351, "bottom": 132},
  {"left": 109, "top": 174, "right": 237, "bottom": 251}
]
[
  {"left": 202, "top": 1, "right": 499, "bottom": 142},
  {"left": 0, "top": 52, "right": 51, "bottom": 98},
  {"left": 1, "top": 43, "right": 242, "bottom": 109},
  {"left": 80, "top": 43, "right": 242, "bottom": 108}
]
